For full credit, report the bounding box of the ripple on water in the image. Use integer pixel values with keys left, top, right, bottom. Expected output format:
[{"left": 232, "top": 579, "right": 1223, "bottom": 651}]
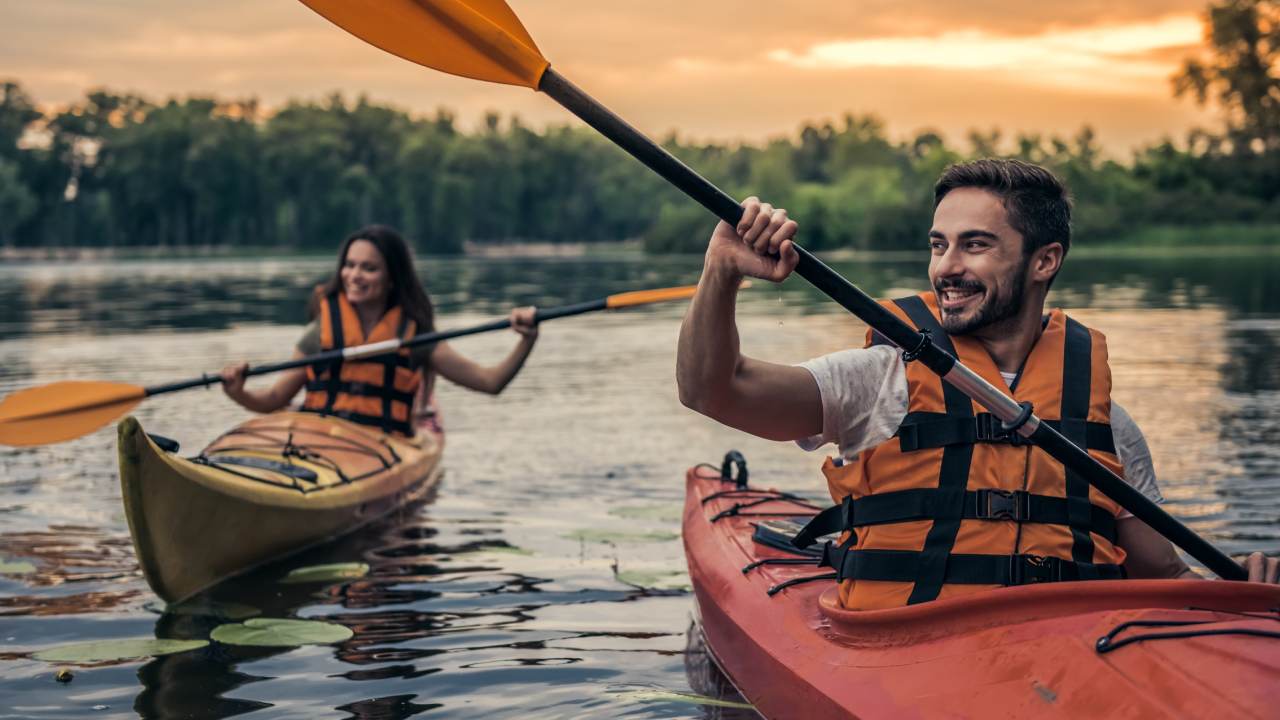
[{"left": 1, "top": 254, "right": 1278, "bottom": 718}]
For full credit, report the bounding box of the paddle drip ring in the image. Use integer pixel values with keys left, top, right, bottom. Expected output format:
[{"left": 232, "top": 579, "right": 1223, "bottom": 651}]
[{"left": 901, "top": 330, "right": 933, "bottom": 363}]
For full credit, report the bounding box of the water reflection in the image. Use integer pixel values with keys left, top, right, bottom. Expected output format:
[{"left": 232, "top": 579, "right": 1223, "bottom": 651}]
[
  {"left": 0, "top": 252, "right": 1277, "bottom": 718},
  {"left": 4, "top": 252, "right": 1276, "bottom": 343},
  {"left": 682, "top": 622, "right": 756, "bottom": 720},
  {"left": 0, "top": 527, "right": 142, "bottom": 616},
  {"left": 334, "top": 694, "right": 443, "bottom": 719}
]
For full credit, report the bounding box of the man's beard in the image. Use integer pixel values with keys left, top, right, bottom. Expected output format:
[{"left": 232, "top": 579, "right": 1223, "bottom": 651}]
[{"left": 935, "top": 262, "right": 1028, "bottom": 336}]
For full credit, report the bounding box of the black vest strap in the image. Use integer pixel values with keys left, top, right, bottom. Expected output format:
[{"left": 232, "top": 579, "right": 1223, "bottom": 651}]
[
  {"left": 893, "top": 295, "right": 975, "bottom": 605},
  {"left": 378, "top": 313, "right": 412, "bottom": 433},
  {"left": 304, "top": 380, "right": 416, "bottom": 407},
  {"left": 791, "top": 502, "right": 847, "bottom": 549},
  {"left": 1061, "top": 317, "right": 1098, "bottom": 575},
  {"left": 793, "top": 487, "right": 1117, "bottom": 548},
  {"left": 322, "top": 292, "right": 345, "bottom": 415},
  {"left": 895, "top": 412, "right": 1116, "bottom": 454},
  {"left": 823, "top": 546, "right": 1125, "bottom": 586}
]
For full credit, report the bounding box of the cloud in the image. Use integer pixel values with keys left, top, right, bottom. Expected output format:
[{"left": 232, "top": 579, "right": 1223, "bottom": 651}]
[{"left": 767, "top": 14, "right": 1201, "bottom": 94}]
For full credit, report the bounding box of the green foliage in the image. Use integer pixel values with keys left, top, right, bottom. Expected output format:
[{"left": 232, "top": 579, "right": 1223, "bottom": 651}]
[
  {"left": 1088, "top": 222, "right": 1280, "bottom": 247},
  {"left": 3, "top": 0, "right": 1280, "bottom": 263},
  {"left": 1173, "top": 0, "right": 1280, "bottom": 152},
  {"left": 0, "top": 157, "right": 36, "bottom": 244},
  {"left": 642, "top": 202, "right": 716, "bottom": 253},
  {"left": 0, "top": 82, "right": 42, "bottom": 159}
]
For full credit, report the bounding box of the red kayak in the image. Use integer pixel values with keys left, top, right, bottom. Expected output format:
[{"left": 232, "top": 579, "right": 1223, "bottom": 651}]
[{"left": 683, "top": 458, "right": 1280, "bottom": 719}]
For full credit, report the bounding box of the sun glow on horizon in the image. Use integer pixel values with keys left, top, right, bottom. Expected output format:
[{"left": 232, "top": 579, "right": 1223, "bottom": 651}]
[{"left": 1, "top": 3, "right": 1221, "bottom": 152}]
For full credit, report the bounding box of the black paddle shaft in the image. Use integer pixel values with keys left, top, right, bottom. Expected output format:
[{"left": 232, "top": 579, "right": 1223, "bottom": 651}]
[
  {"left": 538, "top": 68, "right": 1247, "bottom": 580},
  {"left": 142, "top": 300, "right": 606, "bottom": 396}
]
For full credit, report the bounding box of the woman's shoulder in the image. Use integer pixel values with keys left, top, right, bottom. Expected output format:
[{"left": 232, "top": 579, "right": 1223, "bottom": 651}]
[{"left": 296, "top": 320, "right": 321, "bottom": 354}]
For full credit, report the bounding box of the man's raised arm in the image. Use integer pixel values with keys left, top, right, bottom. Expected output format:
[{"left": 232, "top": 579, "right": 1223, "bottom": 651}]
[{"left": 676, "top": 197, "right": 823, "bottom": 442}]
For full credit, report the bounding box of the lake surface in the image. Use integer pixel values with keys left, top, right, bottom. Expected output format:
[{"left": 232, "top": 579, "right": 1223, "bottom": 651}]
[{"left": 1, "top": 250, "right": 1277, "bottom": 718}]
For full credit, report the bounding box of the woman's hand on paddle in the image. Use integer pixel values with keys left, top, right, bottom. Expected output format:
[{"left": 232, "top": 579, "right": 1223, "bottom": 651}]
[
  {"left": 510, "top": 306, "right": 538, "bottom": 341},
  {"left": 1243, "top": 551, "right": 1279, "bottom": 583},
  {"left": 220, "top": 362, "right": 249, "bottom": 401},
  {"left": 706, "top": 197, "right": 799, "bottom": 283}
]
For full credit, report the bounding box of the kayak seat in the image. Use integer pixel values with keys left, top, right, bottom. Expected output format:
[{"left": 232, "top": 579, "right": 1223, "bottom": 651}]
[
  {"left": 200, "top": 454, "right": 320, "bottom": 484},
  {"left": 147, "top": 433, "right": 180, "bottom": 453},
  {"left": 753, "top": 518, "right": 830, "bottom": 559}
]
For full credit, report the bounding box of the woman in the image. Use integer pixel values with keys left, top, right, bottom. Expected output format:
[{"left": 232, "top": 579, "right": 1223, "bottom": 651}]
[{"left": 220, "top": 225, "right": 537, "bottom": 436}]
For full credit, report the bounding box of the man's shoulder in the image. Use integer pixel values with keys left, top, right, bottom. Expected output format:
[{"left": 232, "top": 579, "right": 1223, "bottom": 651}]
[{"left": 799, "top": 345, "right": 900, "bottom": 375}]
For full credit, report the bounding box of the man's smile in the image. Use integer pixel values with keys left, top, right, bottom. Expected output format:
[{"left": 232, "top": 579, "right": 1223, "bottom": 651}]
[{"left": 937, "top": 282, "right": 985, "bottom": 314}]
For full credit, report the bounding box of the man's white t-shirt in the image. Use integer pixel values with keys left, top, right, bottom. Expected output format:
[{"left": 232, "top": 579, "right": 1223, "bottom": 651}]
[{"left": 796, "top": 345, "right": 1163, "bottom": 516}]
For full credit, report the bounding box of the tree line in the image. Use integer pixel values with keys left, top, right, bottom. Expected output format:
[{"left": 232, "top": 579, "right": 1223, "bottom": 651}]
[{"left": 1, "top": 0, "right": 1276, "bottom": 254}]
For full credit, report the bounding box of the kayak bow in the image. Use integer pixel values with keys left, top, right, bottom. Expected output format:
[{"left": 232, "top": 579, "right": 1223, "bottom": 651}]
[{"left": 119, "top": 412, "right": 444, "bottom": 603}]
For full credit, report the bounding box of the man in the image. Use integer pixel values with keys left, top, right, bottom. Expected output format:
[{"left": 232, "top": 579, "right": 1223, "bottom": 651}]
[{"left": 676, "top": 158, "right": 1277, "bottom": 609}]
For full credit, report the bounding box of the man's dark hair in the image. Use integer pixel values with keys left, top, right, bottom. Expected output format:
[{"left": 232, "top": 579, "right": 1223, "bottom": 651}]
[{"left": 933, "top": 159, "right": 1072, "bottom": 259}]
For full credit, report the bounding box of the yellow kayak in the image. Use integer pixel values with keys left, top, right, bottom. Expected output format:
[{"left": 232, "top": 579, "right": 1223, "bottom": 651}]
[{"left": 117, "top": 411, "right": 444, "bottom": 603}]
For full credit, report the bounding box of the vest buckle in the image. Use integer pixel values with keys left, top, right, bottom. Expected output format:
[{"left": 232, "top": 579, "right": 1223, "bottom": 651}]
[
  {"left": 975, "top": 489, "right": 1030, "bottom": 522},
  {"left": 975, "top": 413, "right": 1033, "bottom": 446},
  {"left": 1009, "top": 554, "right": 1063, "bottom": 585}
]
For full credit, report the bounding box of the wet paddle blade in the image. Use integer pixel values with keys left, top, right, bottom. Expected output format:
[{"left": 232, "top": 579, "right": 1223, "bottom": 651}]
[
  {"left": 298, "top": 0, "right": 548, "bottom": 88},
  {"left": 0, "top": 381, "right": 146, "bottom": 446}
]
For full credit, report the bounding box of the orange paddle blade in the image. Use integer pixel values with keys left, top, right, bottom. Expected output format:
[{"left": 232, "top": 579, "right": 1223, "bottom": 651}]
[
  {"left": 605, "top": 280, "right": 751, "bottom": 309},
  {"left": 0, "top": 381, "right": 146, "bottom": 447},
  {"left": 606, "top": 285, "right": 697, "bottom": 309},
  {"left": 298, "top": 0, "right": 549, "bottom": 88}
]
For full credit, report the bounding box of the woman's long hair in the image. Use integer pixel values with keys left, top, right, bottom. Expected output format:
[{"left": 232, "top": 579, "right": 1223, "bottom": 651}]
[{"left": 309, "top": 225, "right": 436, "bottom": 336}]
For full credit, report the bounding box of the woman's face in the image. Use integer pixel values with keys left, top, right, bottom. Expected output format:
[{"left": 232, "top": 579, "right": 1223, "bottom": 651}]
[{"left": 341, "top": 239, "right": 392, "bottom": 309}]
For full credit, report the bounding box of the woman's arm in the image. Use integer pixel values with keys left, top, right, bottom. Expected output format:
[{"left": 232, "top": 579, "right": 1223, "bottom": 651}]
[
  {"left": 429, "top": 307, "right": 538, "bottom": 395},
  {"left": 220, "top": 352, "right": 308, "bottom": 413}
]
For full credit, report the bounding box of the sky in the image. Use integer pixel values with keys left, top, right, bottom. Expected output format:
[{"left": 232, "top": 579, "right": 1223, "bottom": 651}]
[{"left": 0, "top": 0, "right": 1221, "bottom": 154}]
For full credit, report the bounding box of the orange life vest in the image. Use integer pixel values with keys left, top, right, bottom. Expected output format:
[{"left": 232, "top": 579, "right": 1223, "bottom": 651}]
[
  {"left": 302, "top": 291, "right": 421, "bottom": 437},
  {"left": 817, "top": 292, "right": 1127, "bottom": 610}
]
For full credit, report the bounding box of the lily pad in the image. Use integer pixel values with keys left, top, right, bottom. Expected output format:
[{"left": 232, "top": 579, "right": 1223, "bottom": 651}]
[
  {"left": 563, "top": 529, "right": 678, "bottom": 544},
  {"left": 611, "top": 687, "right": 755, "bottom": 710},
  {"left": 210, "top": 618, "right": 352, "bottom": 647},
  {"left": 33, "top": 638, "right": 208, "bottom": 664},
  {"left": 0, "top": 558, "right": 36, "bottom": 574},
  {"left": 280, "top": 562, "right": 370, "bottom": 584},
  {"left": 616, "top": 569, "right": 690, "bottom": 591},
  {"left": 608, "top": 504, "right": 683, "bottom": 522}
]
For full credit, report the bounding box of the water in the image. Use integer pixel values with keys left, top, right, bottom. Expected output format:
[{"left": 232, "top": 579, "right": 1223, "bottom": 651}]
[{"left": 0, "top": 251, "right": 1277, "bottom": 718}]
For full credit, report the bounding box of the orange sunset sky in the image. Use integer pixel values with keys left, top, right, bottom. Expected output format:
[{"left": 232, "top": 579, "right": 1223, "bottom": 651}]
[{"left": 1, "top": 1, "right": 1223, "bottom": 154}]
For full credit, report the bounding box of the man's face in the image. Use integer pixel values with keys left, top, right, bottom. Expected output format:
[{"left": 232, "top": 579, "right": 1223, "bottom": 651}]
[{"left": 928, "top": 187, "right": 1030, "bottom": 335}]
